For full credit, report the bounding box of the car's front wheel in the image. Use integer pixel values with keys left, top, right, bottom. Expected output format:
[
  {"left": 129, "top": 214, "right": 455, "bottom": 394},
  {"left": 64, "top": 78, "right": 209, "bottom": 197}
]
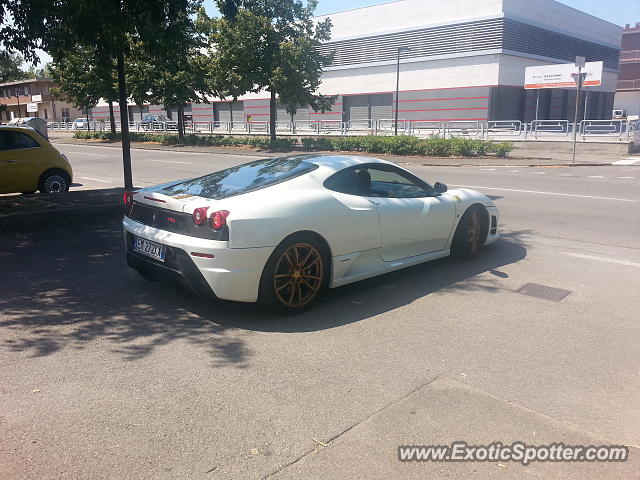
[
  {"left": 451, "top": 205, "right": 488, "bottom": 259},
  {"left": 38, "top": 169, "right": 71, "bottom": 194},
  {"left": 259, "top": 234, "right": 329, "bottom": 313}
]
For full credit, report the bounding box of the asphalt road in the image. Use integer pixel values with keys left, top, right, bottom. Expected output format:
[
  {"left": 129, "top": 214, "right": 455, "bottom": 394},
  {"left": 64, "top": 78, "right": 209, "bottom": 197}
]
[{"left": 1, "top": 144, "right": 639, "bottom": 479}]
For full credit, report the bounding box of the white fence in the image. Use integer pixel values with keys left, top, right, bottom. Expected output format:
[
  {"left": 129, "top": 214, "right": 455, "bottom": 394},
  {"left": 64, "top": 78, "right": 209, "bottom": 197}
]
[{"left": 47, "top": 118, "right": 636, "bottom": 141}]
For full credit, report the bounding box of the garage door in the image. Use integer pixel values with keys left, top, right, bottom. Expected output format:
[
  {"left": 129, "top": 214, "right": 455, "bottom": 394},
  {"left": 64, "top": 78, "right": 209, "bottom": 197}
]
[
  {"left": 344, "top": 95, "right": 369, "bottom": 123},
  {"left": 370, "top": 94, "right": 393, "bottom": 123}
]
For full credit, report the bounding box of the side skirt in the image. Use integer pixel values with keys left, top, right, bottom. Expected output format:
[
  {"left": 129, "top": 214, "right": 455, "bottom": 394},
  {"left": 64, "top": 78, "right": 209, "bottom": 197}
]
[{"left": 330, "top": 249, "right": 450, "bottom": 288}]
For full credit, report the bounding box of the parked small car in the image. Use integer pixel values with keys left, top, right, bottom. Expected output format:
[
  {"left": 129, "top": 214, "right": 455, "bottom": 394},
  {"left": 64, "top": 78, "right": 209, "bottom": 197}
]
[
  {"left": 141, "top": 115, "right": 171, "bottom": 130},
  {"left": 0, "top": 126, "right": 73, "bottom": 194},
  {"left": 71, "top": 118, "right": 90, "bottom": 130}
]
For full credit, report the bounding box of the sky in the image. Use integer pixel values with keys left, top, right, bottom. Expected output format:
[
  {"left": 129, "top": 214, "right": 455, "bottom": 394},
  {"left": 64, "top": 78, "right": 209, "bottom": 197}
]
[
  {"left": 203, "top": 0, "right": 640, "bottom": 27},
  {"left": 31, "top": 0, "right": 640, "bottom": 66}
]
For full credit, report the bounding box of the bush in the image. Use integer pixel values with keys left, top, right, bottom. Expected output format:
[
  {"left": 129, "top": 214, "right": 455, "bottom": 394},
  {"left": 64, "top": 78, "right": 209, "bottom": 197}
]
[{"left": 73, "top": 131, "right": 512, "bottom": 157}]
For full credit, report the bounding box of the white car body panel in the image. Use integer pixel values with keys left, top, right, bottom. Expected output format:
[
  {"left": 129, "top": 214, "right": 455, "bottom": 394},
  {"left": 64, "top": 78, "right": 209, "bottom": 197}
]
[{"left": 123, "top": 155, "right": 500, "bottom": 303}]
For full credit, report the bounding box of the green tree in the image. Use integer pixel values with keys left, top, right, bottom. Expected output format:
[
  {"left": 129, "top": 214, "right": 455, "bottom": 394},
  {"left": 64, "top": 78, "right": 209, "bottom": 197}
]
[
  {"left": 0, "top": 52, "right": 31, "bottom": 83},
  {"left": 2, "top": 0, "right": 203, "bottom": 189},
  {"left": 128, "top": 4, "right": 211, "bottom": 139},
  {"left": 200, "top": 0, "right": 333, "bottom": 140},
  {"left": 49, "top": 46, "right": 119, "bottom": 133}
]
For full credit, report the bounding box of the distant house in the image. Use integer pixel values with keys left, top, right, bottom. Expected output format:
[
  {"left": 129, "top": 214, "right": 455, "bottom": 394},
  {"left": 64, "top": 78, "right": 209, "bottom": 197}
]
[{"left": 0, "top": 78, "right": 84, "bottom": 123}]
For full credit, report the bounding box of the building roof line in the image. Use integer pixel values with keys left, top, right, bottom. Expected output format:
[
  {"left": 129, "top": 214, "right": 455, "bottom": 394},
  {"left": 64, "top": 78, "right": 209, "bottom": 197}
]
[{"left": 0, "top": 78, "right": 53, "bottom": 88}]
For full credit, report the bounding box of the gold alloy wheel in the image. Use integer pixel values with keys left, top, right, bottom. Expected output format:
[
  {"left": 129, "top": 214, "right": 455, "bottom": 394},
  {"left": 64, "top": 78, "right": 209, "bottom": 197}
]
[
  {"left": 273, "top": 242, "right": 324, "bottom": 308},
  {"left": 467, "top": 208, "right": 482, "bottom": 253}
]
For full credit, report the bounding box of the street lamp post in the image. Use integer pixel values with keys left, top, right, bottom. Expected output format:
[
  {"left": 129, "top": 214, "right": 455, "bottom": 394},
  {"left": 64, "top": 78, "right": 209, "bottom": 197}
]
[
  {"left": 571, "top": 56, "right": 587, "bottom": 164},
  {"left": 394, "top": 46, "right": 411, "bottom": 136}
]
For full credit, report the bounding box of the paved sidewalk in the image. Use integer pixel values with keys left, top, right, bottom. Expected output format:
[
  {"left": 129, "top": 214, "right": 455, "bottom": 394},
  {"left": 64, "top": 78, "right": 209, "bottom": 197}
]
[
  {"left": 0, "top": 188, "right": 124, "bottom": 232},
  {"left": 49, "top": 135, "right": 622, "bottom": 167},
  {"left": 272, "top": 376, "right": 639, "bottom": 480}
]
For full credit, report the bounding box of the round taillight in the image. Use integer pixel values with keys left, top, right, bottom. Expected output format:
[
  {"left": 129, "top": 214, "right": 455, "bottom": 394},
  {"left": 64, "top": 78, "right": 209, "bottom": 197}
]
[
  {"left": 123, "top": 191, "right": 133, "bottom": 206},
  {"left": 211, "top": 210, "right": 230, "bottom": 229},
  {"left": 193, "top": 207, "right": 209, "bottom": 225}
]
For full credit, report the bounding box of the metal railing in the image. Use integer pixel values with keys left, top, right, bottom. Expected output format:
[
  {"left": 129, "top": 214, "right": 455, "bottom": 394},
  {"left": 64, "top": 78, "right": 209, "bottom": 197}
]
[
  {"left": 580, "top": 120, "right": 625, "bottom": 137},
  {"left": 487, "top": 120, "right": 522, "bottom": 136},
  {"left": 620, "top": 50, "right": 640, "bottom": 62},
  {"left": 617, "top": 79, "right": 640, "bottom": 90},
  {"left": 530, "top": 120, "right": 570, "bottom": 137},
  {"left": 47, "top": 118, "right": 635, "bottom": 142}
]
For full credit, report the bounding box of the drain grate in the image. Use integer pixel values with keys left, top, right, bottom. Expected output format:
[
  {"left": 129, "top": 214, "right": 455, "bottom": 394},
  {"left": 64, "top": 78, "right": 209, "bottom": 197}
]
[{"left": 514, "top": 283, "right": 571, "bottom": 302}]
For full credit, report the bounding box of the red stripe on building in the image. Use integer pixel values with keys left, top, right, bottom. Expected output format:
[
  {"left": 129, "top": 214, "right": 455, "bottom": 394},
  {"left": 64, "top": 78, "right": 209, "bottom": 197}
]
[
  {"left": 396, "top": 107, "right": 487, "bottom": 113},
  {"left": 397, "top": 96, "right": 489, "bottom": 102},
  {"left": 409, "top": 118, "right": 488, "bottom": 121}
]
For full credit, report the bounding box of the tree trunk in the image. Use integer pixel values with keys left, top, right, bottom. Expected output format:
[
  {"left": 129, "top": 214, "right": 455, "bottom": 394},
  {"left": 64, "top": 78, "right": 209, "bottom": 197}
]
[
  {"left": 177, "top": 105, "right": 184, "bottom": 139},
  {"left": 269, "top": 89, "right": 277, "bottom": 141},
  {"left": 108, "top": 101, "right": 116, "bottom": 134},
  {"left": 116, "top": 49, "right": 133, "bottom": 190}
]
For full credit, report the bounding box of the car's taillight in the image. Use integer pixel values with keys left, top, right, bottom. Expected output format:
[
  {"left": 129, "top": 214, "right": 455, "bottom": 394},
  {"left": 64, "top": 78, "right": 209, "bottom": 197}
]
[
  {"left": 123, "top": 191, "right": 134, "bottom": 207},
  {"left": 193, "top": 207, "right": 209, "bottom": 225},
  {"left": 211, "top": 210, "right": 230, "bottom": 229}
]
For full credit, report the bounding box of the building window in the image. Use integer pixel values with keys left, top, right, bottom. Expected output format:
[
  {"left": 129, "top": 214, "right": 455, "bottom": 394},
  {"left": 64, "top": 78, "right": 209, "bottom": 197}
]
[
  {"left": 44, "top": 108, "right": 48, "bottom": 119},
  {"left": 61, "top": 108, "right": 70, "bottom": 121}
]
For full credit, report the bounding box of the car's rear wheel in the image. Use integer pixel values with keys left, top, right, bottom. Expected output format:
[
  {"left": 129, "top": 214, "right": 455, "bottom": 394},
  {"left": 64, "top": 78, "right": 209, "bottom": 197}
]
[
  {"left": 259, "top": 234, "right": 328, "bottom": 313},
  {"left": 38, "top": 169, "right": 70, "bottom": 194},
  {"left": 451, "top": 205, "right": 488, "bottom": 259}
]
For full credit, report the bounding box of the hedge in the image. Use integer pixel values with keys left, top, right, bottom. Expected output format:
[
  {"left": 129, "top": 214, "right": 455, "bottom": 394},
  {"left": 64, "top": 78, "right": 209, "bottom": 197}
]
[{"left": 73, "top": 131, "right": 513, "bottom": 157}]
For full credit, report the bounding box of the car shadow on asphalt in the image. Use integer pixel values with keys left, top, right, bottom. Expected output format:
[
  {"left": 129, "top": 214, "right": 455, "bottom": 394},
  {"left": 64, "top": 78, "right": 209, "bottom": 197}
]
[
  {"left": 0, "top": 215, "right": 528, "bottom": 363},
  {"left": 182, "top": 232, "right": 529, "bottom": 333}
]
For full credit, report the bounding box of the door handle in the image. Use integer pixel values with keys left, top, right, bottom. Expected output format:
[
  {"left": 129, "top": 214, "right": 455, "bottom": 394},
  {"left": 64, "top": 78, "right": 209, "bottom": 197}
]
[{"left": 368, "top": 199, "right": 381, "bottom": 205}]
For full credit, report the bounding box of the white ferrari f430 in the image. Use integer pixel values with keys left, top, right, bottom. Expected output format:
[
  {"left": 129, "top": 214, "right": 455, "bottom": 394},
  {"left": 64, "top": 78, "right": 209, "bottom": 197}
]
[{"left": 123, "top": 155, "right": 499, "bottom": 311}]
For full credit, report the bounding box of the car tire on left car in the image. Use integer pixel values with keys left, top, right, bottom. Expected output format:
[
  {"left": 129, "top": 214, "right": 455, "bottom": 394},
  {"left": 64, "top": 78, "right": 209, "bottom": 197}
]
[
  {"left": 258, "top": 233, "right": 330, "bottom": 313},
  {"left": 38, "top": 169, "right": 71, "bottom": 194}
]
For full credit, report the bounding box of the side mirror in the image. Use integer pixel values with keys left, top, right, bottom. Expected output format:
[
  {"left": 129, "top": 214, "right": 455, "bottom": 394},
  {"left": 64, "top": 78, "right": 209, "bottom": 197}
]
[{"left": 434, "top": 182, "right": 448, "bottom": 194}]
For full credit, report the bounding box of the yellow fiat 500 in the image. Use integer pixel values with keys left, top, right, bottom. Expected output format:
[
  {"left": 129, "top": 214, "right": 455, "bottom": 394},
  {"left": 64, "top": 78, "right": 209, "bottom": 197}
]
[{"left": 0, "top": 126, "right": 73, "bottom": 194}]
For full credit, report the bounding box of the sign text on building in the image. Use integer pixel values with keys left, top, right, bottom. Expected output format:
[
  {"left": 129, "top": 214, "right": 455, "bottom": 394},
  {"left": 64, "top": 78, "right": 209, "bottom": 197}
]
[{"left": 524, "top": 62, "right": 603, "bottom": 89}]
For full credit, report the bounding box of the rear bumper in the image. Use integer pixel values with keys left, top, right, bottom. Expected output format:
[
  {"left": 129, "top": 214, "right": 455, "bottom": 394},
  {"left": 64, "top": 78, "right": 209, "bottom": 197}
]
[{"left": 123, "top": 216, "right": 274, "bottom": 302}]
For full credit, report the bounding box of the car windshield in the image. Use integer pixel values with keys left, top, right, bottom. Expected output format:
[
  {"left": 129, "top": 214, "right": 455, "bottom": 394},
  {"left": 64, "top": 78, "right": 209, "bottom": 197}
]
[{"left": 160, "top": 156, "right": 318, "bottom": 199}]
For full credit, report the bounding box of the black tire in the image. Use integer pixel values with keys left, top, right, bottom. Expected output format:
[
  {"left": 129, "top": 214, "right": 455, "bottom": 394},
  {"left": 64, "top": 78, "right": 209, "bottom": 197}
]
[
  {"left": 451, "top": 205, "right": 488, "bottom": 259},
  {"left": 258, "top": 233, "right": 329, "bottom": 313},
  {"left": 38, "top": 169, "right": 71, "bottom": 194}
]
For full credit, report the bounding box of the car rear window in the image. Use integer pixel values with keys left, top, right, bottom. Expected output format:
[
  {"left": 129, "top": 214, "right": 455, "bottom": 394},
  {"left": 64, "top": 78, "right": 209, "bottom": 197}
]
[{"left": 160, "top": 156, "right": 318, "bottom": 199}]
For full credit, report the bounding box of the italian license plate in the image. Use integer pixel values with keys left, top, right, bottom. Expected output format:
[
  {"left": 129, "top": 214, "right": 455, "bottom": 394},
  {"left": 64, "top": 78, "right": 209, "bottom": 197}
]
[{"left": 133, "top": 236, "right": 166, "bottom": 262}]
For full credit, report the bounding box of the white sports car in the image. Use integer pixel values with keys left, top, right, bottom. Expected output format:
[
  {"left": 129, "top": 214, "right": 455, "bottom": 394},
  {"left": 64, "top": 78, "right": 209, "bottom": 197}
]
[{"left": 123, "top": 155, "right": 500, "bottom": 311}]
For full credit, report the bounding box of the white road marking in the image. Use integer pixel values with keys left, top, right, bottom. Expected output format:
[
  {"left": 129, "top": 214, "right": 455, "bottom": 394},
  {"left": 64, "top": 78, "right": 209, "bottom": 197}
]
[
  {"left": 67, "top": 151, "right": 107, "bottom": 157},
  {"left": 79, "top": 176, "right": 113, "bottom": 183},
  {"left": 559, "top": 174, "right": 577, "bottom": 177},
  {"left": 531, "top": 172, "right": 546, "bottom": 174},
  {"left": 612, "top": 158, "right": 640, "bottom": 165},
  {"left": 479, "top": 168, "right": 495, "bottom": 171},
  {"left": 587, "top": 175, "right": 605, "bottom": 178},
  {"left": 450, "top": 184, "right": 637, "bottom": 202},
  {"left": 562, "top": 252, "right": 640, "bottom": 269},
  {"left": 147, "top": 159, "right": 192, "bottom": 165},
  {"left": 617, "top": 176, "right": 635, "bottom": 179},
  {"left": 508, "top": 169, "right": 519, "bottom": 172}
]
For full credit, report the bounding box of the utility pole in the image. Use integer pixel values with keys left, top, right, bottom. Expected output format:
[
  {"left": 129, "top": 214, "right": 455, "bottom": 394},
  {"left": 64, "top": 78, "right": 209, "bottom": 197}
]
[
  {"left": 394, "top": 46, "right": 411, "bottom": 136},
  {"left": 571, "top": 56, "right": 587, "bottom": 164}
]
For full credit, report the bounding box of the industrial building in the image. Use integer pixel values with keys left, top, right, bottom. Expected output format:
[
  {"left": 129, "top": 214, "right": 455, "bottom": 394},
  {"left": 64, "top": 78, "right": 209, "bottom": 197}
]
[{"left": 92, "top": 0, "right": 622, "bottom": 125}]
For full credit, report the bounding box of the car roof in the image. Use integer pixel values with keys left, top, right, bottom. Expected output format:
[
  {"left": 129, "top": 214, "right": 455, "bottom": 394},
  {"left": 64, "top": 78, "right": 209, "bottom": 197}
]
[
  {"left": 301, "top": 154, "right": 395, "bottom": 173},
  {"left": 0, "top": 125, "right": 36, "bottom": 132}
]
